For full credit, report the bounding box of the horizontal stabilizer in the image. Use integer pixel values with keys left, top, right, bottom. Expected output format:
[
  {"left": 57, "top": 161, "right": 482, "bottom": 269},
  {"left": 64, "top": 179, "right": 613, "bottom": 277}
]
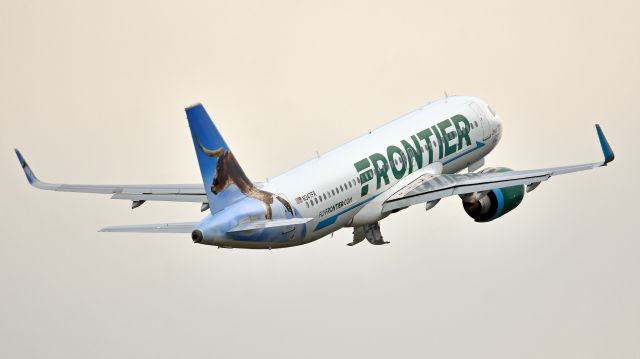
[
  {"left": 228, "top": 218, "right": 313, "bottom": 233},
  {"left": 99, "top": 222, "right": 198, "bottom": 233}
]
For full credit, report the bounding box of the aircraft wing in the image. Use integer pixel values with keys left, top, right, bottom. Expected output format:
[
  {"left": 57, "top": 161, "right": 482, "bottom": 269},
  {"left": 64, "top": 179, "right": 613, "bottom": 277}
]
[
  {"left": 382, "top": 125, "right": 614, "bottom": 212},
  {"left": 99, "top": 222, "right": 198, "bottom": 233},
  {"left": 14, "top": 149, "right": 208, "bottom": 205}
]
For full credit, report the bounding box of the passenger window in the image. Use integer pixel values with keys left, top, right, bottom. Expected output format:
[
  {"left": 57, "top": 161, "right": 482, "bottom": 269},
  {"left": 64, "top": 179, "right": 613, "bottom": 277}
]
[
  {"left": 331, "top": 189, "right": 335, "bottom": 196},
  {"left": 340, "top": 185, "right": 344, "bottom": 191},
  {"left": 305, "top": 202, "right": 309, "bottom": 208},
  {"left": 357, "top": 177, "right": 360, "bottom": 184},
  {"left": 348, "top": 182, "right": 352, "bottom": 188},
  {"left": 475, "top": 121, "right": 479, "bottom": 127},
  {"left": 323, "top": 193, "right": 327, "bottom": 200}
]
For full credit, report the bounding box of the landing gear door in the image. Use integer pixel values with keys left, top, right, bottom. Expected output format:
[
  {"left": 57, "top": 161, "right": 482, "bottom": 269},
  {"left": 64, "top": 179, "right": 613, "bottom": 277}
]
[{"left": 468, "top": 102, "right": 491, "bottom": 141}]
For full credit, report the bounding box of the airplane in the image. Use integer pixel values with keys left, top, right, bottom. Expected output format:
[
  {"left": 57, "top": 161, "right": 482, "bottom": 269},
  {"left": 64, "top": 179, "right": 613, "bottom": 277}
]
[{"left": 15, "top": 96, "right": 615, "bottom": 249}]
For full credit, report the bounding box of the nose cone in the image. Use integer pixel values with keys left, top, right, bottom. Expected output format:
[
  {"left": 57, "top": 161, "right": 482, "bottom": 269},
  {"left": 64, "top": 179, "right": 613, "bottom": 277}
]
[
  {"left": 492, "top": 115, "right": 503, "bottom": 140},
  {"left": 485, "top": 104, "right": 503, "bottom": 142}
]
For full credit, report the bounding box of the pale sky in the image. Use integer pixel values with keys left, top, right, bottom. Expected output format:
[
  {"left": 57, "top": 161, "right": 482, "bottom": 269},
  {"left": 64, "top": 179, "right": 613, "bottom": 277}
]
[{"left": 1, "top": 1, "right": 638, "bottom": 358}]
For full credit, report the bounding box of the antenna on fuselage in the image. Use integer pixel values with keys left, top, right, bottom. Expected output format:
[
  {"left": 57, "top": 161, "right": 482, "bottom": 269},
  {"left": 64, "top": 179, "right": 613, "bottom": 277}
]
[{"left": 444, "top": 90, "right": 448, "bottom": 102}]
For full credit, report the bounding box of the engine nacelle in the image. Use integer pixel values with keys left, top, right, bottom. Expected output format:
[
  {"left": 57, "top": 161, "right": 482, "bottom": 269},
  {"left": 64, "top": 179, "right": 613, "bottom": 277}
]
[{"left": 462, "top": 167, "right": 525, "bottom": 222}]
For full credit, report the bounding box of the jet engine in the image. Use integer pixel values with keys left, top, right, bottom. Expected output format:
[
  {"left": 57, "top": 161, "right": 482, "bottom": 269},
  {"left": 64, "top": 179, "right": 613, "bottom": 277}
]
[{"left": 462, "top": 167, "right": 525, "bottom": 222}]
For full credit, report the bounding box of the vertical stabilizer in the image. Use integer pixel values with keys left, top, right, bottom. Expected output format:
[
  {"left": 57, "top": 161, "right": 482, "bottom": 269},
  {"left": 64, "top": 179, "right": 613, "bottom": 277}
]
[{"left": 186, "top": 104, "right": 252, "bottom": 214}]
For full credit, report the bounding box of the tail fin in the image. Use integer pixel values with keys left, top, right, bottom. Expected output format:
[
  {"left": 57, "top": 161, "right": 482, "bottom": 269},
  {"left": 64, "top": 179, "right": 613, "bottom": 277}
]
[{"left": 186, "top": 104, "right": 254, "bottom": 214}]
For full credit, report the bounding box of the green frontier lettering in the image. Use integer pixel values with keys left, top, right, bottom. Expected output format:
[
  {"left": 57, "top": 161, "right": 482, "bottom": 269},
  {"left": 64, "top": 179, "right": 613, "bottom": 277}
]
[
  {"left": 353, "top": 114, "right": 473, "bottom": 196},
  {"left": 401, "top": 136, "right": 423, "bottom": 174},
  {"left": 431, "top": 124, "right": 444, "bottom": 159},
  {"left": 369, "top": 153, "right": 390, "bottom": 189},
  {"left": 387, "top": 145, "right": 406, "bottom": 180},
  {"left": 451, "top": 114, "right": 471, "bottom": 149},
  {"left": 437, "top": 119, "right": 456, "bottom": 157},
  {"left": 416, "top": 128, "right": 434, "bottom": 165},
  {"left": 354, "top": 158, "right": 373, "bottom": 196}
]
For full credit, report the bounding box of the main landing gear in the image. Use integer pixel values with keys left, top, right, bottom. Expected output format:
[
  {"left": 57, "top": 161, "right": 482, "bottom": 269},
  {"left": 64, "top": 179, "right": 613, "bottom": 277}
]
[{"left": 348, "top": 222, "right": 389, "bottom": 246}]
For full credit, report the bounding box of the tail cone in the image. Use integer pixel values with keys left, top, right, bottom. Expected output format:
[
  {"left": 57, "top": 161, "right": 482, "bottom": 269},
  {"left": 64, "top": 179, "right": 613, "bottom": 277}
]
[{"left": 191, "top": 230, "right": 203, "bottom": 243}]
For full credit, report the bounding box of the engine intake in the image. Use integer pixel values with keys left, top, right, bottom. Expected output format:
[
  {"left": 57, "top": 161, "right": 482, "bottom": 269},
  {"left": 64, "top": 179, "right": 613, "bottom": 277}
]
[{"left": 462, "top": 167, "right": 525, "bottom": 222}]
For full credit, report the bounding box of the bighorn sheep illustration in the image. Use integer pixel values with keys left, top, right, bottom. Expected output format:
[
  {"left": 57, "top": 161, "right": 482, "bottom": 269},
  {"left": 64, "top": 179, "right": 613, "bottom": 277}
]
[{"left": 195, "top": 136, "right": 293, "bottom": 220}]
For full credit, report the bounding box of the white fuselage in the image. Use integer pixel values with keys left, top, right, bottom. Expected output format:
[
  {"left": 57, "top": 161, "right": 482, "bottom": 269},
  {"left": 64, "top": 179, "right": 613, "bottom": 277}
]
[{"left": 262, "top": 96, "right": 502, "bottom": 244}]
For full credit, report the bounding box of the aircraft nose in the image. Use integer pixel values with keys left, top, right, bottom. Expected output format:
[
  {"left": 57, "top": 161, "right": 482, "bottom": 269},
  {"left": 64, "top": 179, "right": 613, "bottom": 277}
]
[
  {"left": 492, "top": 115, "right": 503, "bottom": 142},
  {"left": 486, "top": 105, "right": 502, "bottom": 134}
]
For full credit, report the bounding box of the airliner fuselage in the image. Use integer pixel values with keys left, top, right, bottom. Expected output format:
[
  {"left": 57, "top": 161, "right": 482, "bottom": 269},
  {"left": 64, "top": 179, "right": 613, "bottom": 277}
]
[{"left": 195, "top": 96, "right": 502, "bottom": 248}]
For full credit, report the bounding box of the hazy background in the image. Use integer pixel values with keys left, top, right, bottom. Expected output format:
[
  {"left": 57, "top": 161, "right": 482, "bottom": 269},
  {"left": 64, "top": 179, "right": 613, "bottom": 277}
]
[{"left": 1, "top": 1, "right": 638, "bottom": 358}]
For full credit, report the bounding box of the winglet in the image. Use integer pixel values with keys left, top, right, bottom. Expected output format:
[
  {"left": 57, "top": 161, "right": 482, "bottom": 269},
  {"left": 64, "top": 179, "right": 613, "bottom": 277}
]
[
  {"left": 14, "top": 149, "right": 38, "bottom": 185},
  {"left": 595, "top": 124, "right": 615, "bottom": 165}
]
